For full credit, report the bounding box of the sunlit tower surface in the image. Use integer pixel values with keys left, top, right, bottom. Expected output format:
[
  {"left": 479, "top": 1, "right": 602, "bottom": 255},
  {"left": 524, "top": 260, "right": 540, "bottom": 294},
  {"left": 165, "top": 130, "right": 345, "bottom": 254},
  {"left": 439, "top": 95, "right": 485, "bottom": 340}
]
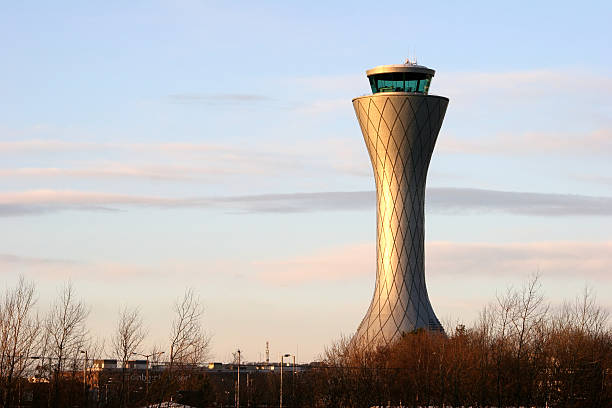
[{"left": 352, "top": 60, "right": 448, "bottom": 347}]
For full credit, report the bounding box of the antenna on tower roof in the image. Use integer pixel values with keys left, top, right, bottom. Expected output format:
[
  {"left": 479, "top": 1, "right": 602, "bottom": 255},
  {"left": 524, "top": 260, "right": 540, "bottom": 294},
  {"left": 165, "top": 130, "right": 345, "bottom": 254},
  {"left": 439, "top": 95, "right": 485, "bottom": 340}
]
[{"left": 405, "top": 54, "right": 418, "bottom": 66}]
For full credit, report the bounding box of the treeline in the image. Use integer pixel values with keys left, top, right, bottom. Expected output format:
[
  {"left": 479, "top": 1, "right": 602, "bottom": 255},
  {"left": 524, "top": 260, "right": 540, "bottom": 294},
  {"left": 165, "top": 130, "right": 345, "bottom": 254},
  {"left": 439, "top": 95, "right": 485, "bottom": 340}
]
[
  {"left": 1, "top": 275, "right": 610, "bottom": 407},
  {"left": 0, "top": 277, "right": 210, "bottom": 408},
  {"left": 305, "top": 276, "right": 611, "bottom": 408}
]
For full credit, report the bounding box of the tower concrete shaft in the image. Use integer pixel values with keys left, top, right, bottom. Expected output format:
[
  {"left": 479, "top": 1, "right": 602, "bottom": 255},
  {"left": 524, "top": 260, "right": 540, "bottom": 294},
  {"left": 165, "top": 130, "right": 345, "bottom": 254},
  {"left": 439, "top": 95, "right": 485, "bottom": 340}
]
[{"left": 353, "top": 89, "right": 448, "bottom": 347}]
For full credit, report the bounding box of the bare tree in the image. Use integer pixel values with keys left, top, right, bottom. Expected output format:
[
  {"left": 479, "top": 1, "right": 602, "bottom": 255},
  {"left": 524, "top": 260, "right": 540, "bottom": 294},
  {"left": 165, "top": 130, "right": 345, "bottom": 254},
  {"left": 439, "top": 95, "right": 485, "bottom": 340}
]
[
  {"left": 512, "top": 274, "right": 547, "bottom": 352},
  {"left": 113, "top": 306, "right": 146, "bottom": 407},
  {"left": 168, "top": 288, "right": 210, "bottom": 368},
  {"left": 565, "top": 286, "right": 610, "bottom": 335},
  {"left": 511, "top": 273, "right": 548, "bottom": 405},
  {"left": 148, "top": 344, "right": 164, "bottom": 366},
  {"left": 113, "top": 306, "right": 146, "bottom": 367},
  {"left": 45, "top": 282, "right": 89, "bottom": 408},
  {"left": 79, "top": 336, "right": 105, "bottom": 407},
  {"left": 0, "top": 276, "right": 41, "bottom": 408},
  {"left": 152, "top": 289, "right": 210, "bottom": 406}
]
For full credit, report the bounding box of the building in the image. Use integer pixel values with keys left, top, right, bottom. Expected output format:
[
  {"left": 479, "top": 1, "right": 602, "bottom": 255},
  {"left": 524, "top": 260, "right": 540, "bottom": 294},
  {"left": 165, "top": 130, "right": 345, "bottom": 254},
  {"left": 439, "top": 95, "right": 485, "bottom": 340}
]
[
  {"left": 92, "top": 359, "right": 118, "bottom": 370},
  {"left": 126, "top": 360, "right": 147, "bottom": 370},
  {"left": 352, "top": 60, "right": 448, "bottom": 347}
]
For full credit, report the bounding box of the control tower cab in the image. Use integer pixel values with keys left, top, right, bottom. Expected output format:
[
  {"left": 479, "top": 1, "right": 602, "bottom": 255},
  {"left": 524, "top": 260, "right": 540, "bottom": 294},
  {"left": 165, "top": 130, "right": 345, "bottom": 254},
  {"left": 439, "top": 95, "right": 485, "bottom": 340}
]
[{"left": 367, "top": 60, "right": 435, "bottom": 94}]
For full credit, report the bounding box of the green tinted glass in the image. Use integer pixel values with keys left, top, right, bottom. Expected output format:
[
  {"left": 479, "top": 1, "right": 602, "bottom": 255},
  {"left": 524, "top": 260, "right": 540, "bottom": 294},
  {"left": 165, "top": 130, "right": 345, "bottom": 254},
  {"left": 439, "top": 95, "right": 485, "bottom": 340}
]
[
  {"left": 405, "top": 80, "right": 418, "bottom": 92},
  {"left": 369, "top": 77, "right": 377, "bottom": 94},
  {"left": 368, "top": 73, "right": 432, "bottom": 94}
]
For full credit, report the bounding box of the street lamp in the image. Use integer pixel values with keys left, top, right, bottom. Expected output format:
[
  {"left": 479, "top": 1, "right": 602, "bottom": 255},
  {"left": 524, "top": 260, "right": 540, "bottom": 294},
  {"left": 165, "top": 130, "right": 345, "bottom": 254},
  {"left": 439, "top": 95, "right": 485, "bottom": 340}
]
[
  {"left": 133, "top": 351, "right": 164, "bottom": 405},
  {"left": 29, "top": 356, "right": 43, "bottom": 380},
  {"left": 236, "top": 349, "right": 241, "bottom": 408},
  {"left": 30, "top": 356, "right": 53, "bottom": 406},
  {"left": 291, "top": 355, "right": 296, "bottom": 405},
  {"left": 280, "top": 354, "right": 292, "bottom": 408},
  {"left": 80, "top": 350, "right": 88, "bottom": 404}
]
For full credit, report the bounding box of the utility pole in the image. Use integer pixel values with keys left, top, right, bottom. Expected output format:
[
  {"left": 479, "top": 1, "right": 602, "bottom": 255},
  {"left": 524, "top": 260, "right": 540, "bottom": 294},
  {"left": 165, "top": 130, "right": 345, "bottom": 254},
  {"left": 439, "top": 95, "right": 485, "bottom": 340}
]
[
  {"left": 280, "top": 354, "right": 291, "bottom": 408},
  {"left": 246, "top": 372, "right": 250, "bottom": 408},
  {"left": 280, "top": 355, "right": 283, "bottom": 408},
  {"left": 133, "top": 350, "right": 164, "bottom": 406},
  {"left": 292, "top": 355, "right": 296, "bottom": 406},
  {"left": 236, "top": 349, "right": 241, "bottom": 408},
  {"left": 80, "top": 350, "right": 88, "bottom": 406}
]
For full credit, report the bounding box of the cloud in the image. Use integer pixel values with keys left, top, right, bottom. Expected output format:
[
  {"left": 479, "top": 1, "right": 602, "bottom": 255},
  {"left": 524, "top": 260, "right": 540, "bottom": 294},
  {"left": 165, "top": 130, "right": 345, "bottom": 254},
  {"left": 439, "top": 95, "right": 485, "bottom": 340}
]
[
  {"left": 1, "top": 188, "right": 612, "bottom": 217},
  {"left": 0, "top": 190, "right": 373, "bottom": 216},
  {"left": 576, "top": 174, "right": 612, "bottom": 186},
  {"left": 0, "top": 140, "right": 105, "bottom": 153},
  {"left": 167, "top": 93, "right": 270, "bottom": 104},
  {"left": 5, "top": 239, "right": 609, "bottom": 289},
  {"left": 0, "top": 190, "right": 179, "bottom": 206},
  {"left": 1, "top": 129, "right": 608, "bottom": 185},
  {"left": 252, "top": 241, "right": 612, "bottom": 285},
  {"left": 0, "top": 139, "right": 364, "bottom": 180},
  {"left": 0, "top": 164, "right": 254, "bottom": 181},
  {"left": 427, "top": 241, "right": 612, "bottom": 280},
  {"left": 254, "top": 243, "right": 374, "bottom": 284},
  {"left": 0, "top": 253, "right": 77, "bottom": 268},
  {"left": 427, "top": 188, "right": 612, "bottom": 216},
  {"left": 438, "top": 128, "right": 612, "bottom": 156},
  {"left": 0, "top": 253, "right": 158, "bottom": 281},
  {"left": 0, "top": 140, "right": 277, "bottom": 156},
  {"left": 0, "top": 253, "right": 87, "bottom": 280},
  {"left": 214, "top": 191, "right": 374, "bottom": 213},
  {"left": 0, "top": 140, "right": 240, "bottom": 154}
]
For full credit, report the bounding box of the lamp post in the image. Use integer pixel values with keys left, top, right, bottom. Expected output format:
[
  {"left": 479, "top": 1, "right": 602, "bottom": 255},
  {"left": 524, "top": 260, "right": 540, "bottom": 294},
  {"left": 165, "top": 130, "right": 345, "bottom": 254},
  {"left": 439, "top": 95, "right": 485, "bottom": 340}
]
[
  {"left": 133, "top": 351, "right": 164, "bottom": 405},
  {"left": 30, "top": 356, "right": 53, "bottom": 407},
  {"left": 280, "top": 354, "right": 291, "bottom": 408},
  {"left": 29, "top": 356, "right": 43, "bottom": 380},
  {"left": 291, "top": 355, "right": 296, "bottom": 406},
  {"left": 236, "top": 349, "right": 241, "bottom": 408},
  {"left": 80, "top": 350, "right": 88, "bottom": 405}
]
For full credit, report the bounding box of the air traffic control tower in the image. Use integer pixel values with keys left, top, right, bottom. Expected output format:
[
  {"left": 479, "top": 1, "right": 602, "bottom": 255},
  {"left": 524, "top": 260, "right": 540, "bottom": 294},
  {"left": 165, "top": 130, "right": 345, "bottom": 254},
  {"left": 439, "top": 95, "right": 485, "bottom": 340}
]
[{"left": 352, "top": 60, "right": 448, "bottom": 347}]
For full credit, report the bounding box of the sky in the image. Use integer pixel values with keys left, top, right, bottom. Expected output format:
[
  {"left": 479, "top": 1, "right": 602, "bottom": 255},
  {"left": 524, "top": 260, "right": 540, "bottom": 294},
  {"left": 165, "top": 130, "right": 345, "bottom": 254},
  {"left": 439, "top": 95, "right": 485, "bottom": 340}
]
[{"left": 1, "top": 0, "right": 611, "bottom": 363}]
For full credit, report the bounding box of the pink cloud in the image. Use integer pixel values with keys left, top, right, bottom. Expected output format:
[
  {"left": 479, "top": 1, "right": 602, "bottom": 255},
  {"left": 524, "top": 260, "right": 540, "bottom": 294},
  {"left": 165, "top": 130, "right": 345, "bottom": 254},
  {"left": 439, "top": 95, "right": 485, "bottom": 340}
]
[
  {"left": 7, "top": 241, "right": 609, "bottom": 285},
  {"left": 427, "top": 241, "right": 612, "bottom": 280},
  {"left": 0, "top": 190, "right": 179, "bottom": 206},
  {"left": 252, "top": 241, "right": 612, "bottom": 285},
  {"left": 0, "top": 253, "right": 162, "bottom": 281},
  {"left": 2, "top": 188, "right": 612, "bottom": 217},
  {"left": 0, "top": 164, "right": 250, "bottom": 180},
  {"left": 254, "top": 243, "right": 375, "bottom": 284},
  {"left": 438, "top": 128, "right": 611, "bottom": 156}
]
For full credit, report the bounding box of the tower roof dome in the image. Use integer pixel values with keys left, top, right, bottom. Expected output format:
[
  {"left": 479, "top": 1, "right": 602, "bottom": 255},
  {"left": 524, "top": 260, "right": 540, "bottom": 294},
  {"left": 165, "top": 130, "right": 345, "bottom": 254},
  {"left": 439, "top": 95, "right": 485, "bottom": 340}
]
[{"left": 366, "top": 63, "right": 435, "bottom": 77}]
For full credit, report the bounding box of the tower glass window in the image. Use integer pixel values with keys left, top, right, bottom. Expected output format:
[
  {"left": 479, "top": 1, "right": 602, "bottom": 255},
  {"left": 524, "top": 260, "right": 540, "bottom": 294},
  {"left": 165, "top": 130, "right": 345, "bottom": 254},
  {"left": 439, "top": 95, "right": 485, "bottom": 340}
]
[{"left": 368, "top": 72, "right": 432, "bottom": 94}]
